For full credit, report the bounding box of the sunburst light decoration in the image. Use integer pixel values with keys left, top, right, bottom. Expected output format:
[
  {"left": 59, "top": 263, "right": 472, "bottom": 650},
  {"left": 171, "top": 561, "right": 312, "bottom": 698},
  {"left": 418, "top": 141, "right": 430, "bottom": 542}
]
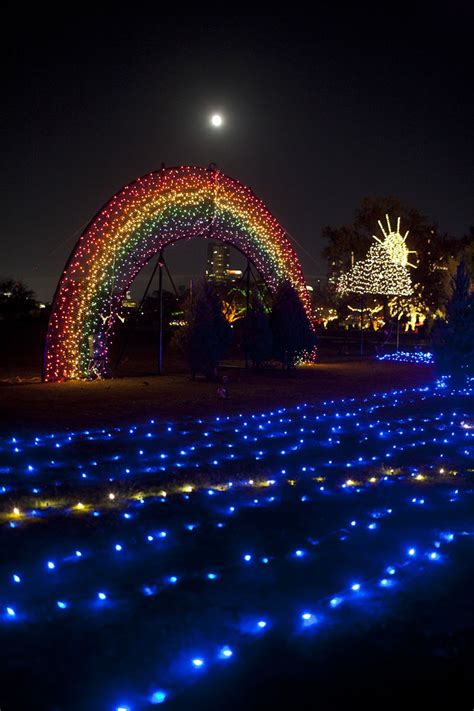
[
  {"left": 373, "top": 215, "right": 417, "bottom": 269},
  {"left": 338, "top": 215, "right": 415, "bottom": 297}
]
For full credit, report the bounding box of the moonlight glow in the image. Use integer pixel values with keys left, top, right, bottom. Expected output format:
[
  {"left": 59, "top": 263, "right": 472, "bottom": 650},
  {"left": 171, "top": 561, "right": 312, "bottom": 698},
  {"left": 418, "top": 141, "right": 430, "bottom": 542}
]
[{"left": 210, "top": 113, "right": 223, "bottom": 127}]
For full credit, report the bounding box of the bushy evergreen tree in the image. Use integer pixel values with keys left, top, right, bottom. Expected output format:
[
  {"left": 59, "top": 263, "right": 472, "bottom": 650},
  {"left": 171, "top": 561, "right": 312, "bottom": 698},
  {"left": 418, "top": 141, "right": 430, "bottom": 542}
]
[
  {"left": 177, "top": 280, "right": 231, "bottom": 379},
  {"left": 244, "top": 294, "right": 272, "bottom": 368},
  {"left": 270, "top": 281, "right": 315, "bottom": 370},
  {"left": 431, "top": 260, "right": 474, "bottom": 380}
]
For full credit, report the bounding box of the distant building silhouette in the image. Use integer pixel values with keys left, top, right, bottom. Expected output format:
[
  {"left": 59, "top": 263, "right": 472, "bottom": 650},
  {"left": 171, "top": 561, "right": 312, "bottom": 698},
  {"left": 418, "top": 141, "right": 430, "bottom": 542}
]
[{"left": 206, "top": 241, "right": 230, "bottom": 284}]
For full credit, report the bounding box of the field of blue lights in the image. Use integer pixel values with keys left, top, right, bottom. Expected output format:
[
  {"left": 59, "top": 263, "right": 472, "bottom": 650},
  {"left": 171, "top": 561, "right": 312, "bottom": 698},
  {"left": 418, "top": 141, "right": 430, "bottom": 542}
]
[
  {"left": 376, "top": 351, "right": 433, "bottom": 364},
  {"left": 1, "top": 377, "right": 473, "bottom": 709}
]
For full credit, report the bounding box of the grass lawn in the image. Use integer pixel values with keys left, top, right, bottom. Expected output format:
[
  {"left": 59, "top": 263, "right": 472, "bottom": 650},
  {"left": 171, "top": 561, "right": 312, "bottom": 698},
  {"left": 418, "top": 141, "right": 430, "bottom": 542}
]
[{"left": 0, "top": 359, "right": 434, "bottom": 435}]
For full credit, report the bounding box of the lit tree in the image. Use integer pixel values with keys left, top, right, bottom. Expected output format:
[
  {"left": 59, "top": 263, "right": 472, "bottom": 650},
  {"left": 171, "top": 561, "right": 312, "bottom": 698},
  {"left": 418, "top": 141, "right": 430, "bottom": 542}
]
[
  {"left": 338, "top": 243, "right": 413, "bottom": 297},
  {"left": 324, "top": 197, "right": 462, "bottom": 315},
  {"left": 221, "top": 287, "right": 247, "bottom": 324},
  {"left": 338, "top": 216, "right": 414, "bottom": 297}
]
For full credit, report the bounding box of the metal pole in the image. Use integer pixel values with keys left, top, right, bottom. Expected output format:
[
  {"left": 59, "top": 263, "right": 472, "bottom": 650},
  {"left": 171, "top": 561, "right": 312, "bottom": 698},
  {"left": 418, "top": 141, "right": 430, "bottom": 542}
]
[
  {"left": 246, "top": 260, "right": 250, "bottom": 311},
  {"left": 396, "top": 297, "right": 400, "bottom": 352},
  {"left": 248, "top": 262, "right": 269, "bottom": 305},
  {"left": 245, "top": 260, "right": 250, "bottom": 369},
  {"left": 163, "top": 257, "right": 180, "bottom": 300},
  {"left": 158, "top": 250, "right": 163, "bottom": 375},
  {"left": 360, "top": 296, "right": 364, "bottom": 356}
]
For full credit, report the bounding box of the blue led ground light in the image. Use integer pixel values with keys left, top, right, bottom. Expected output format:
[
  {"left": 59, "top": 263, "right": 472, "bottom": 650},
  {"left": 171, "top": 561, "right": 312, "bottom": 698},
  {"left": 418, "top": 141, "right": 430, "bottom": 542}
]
[
  {"left": 0, "top": 377, "right": 472, "bottom": 709},
  {"left": 376, "top": 351, "right": 433, "bottom": 364}
]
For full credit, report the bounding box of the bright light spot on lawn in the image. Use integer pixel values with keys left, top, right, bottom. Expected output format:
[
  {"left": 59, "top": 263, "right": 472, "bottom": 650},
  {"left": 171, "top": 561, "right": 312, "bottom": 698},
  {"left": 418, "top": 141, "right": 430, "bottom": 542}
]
[
  {"left": 150, "top": 689, "right": 167, "bottom": 704},
  {"left": 301, "top": 612, "right": 318, "bottom": 626},
  {"left": 219, "top": 646, "right": 233, "bottom": 659}
]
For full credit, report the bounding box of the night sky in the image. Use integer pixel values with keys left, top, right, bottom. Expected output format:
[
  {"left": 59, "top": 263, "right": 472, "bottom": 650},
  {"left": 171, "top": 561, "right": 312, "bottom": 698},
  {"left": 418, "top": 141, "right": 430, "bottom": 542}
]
[{"left": 2, "top": 8, "right": 473, "bottom": 301}]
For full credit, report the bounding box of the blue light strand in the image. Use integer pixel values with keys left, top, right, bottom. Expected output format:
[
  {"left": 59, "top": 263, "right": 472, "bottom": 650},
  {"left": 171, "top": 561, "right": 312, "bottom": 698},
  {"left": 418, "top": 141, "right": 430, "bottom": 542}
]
[{"left": 376, "top": 351, "right": 433, "bottom": 364}]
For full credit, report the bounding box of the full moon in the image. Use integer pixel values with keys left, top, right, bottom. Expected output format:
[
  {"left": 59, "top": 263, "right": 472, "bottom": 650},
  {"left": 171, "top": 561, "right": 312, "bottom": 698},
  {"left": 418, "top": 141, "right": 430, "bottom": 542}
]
[{"left": 210, "top": 113, "right": 223, "bottom": 127}]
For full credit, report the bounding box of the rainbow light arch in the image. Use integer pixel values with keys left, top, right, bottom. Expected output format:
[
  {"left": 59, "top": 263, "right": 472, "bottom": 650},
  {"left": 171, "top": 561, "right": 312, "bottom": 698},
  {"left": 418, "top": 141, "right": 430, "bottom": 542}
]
[{"left": 44, "top": 165, "right": 312, "bottom": 381}]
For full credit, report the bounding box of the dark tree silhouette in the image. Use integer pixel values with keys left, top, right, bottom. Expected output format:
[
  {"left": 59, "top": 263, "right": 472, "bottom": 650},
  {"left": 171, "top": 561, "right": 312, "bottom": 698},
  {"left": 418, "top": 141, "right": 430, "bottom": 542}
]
[
  {"left": 143, "top": 289, "right": 178, "bottom": 324},
  {"left": 176, "top": 280, "right": 231, "bottom": 379},
  {"left": 0, "top": 279, "right": 36, "bottom": 320},
  {"left": 244, "top": 294, "right": 272, "bottom": 368},
  {"left": 462, "top": 226, "right": 474, "bottom": 275},
  {"left": 270, "top": 281, "right": 315, "bottom": 371},
  {"left": 431, "top": 260, "right": 474, "bottom": 380}
]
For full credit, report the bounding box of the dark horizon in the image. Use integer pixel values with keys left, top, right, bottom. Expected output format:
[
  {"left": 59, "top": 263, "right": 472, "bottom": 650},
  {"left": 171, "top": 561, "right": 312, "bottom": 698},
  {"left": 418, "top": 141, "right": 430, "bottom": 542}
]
[{"left": 2, "top": 8, "right": 473, "bottom": 301}]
